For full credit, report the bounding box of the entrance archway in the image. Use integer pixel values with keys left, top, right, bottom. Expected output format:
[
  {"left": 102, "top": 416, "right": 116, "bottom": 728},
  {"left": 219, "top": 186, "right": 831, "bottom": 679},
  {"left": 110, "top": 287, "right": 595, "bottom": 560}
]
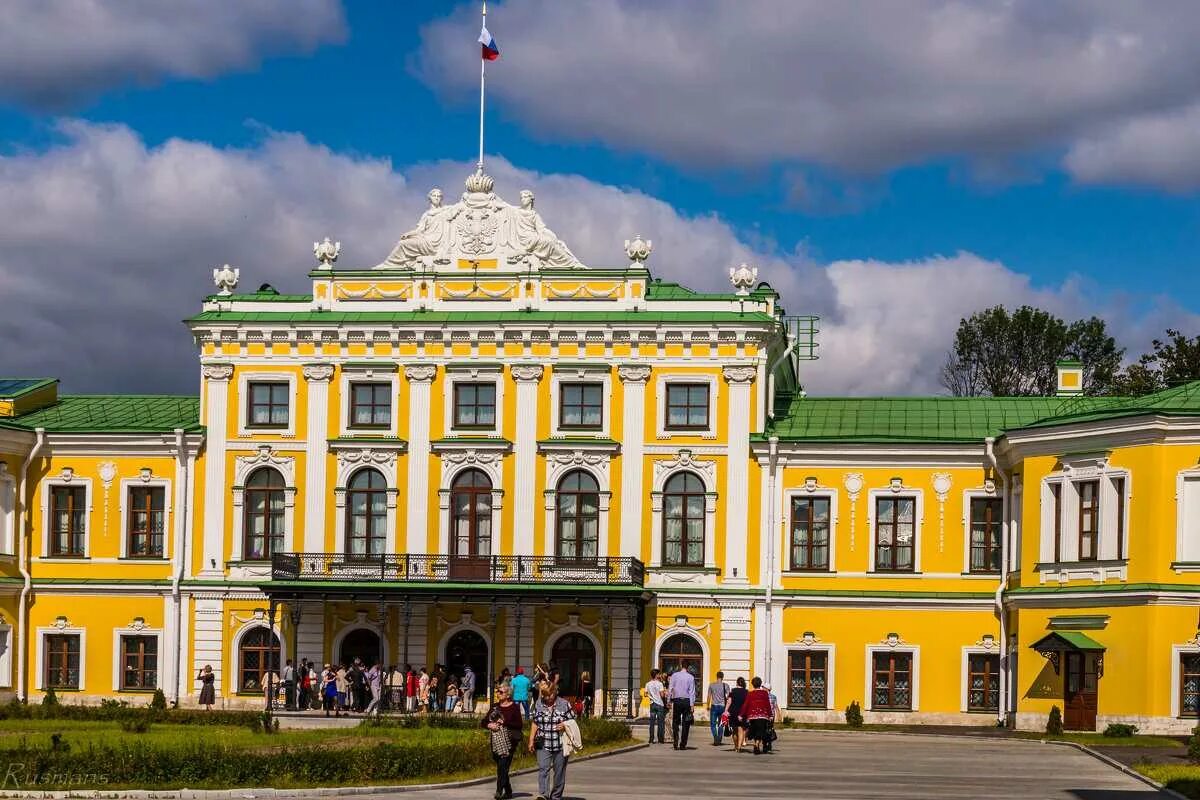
[
  {"left": 339, "top": 628, "right": 382, "bottom": 667},
  {"left": 445, "top": 629, "right": 489, "bottom": 698},
  {"left": 658, "top": 633, "right": 703, "bottom": 702},
  {"left": 551, "top": 632, "right": 596, "bottom": 701}
]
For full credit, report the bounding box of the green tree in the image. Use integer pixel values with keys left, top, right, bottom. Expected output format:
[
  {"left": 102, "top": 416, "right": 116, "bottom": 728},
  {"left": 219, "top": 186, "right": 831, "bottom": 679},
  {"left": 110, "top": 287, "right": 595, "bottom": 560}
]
[
  {"left": 1114, "top": 328, "right": 1200, "bottom": 394},
  {"left": 940, "top": 306, "right": 1123, "bottom": 396}
]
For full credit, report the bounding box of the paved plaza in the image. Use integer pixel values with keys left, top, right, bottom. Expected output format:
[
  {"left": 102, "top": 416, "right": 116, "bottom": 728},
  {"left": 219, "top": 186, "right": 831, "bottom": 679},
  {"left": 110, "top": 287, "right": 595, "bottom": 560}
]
[{"left": 367, "top": 730, "right": 1169, "bottom": 800}]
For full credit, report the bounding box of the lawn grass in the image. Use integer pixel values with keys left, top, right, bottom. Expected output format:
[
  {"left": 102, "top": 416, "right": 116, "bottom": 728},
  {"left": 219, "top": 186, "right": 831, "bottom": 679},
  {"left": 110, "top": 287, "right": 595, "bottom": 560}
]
[
  {"left": 1013, "top": 731, "right": 1184, "bottom": 748},
  {"left": 1135, "top": 764, "right": 1200, "bottom": 798}
]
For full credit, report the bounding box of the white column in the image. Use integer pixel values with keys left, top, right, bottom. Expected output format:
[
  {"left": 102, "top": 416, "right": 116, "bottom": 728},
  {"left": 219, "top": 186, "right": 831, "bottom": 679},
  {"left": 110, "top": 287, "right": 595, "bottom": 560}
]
[
  {"left": 719, "top": 602, "right": 753, "bottom": 677},
  {"left": 722, "top": 365, "right": 756, "bottom": 586},
  {"left": 302, "top": 364, "right": 334, "bottom": 553},
  {"left": 511, "top": 365, "right": 544, "bottom": 555},
  {"left": 404, "top": 365, "right": 437, "bottom": 554},
  {"left": 618, "top": 365, "right": 651, "bottom": 559},
  {"left": 200, "top": 364, "right": 232, "bottom": 578}
]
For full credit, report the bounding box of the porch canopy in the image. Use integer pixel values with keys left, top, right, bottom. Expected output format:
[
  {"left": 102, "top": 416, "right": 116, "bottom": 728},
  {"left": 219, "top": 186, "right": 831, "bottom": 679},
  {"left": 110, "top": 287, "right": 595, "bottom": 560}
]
[{"left": 1030, "top": 631, "right": 1106, "bottom": 653}]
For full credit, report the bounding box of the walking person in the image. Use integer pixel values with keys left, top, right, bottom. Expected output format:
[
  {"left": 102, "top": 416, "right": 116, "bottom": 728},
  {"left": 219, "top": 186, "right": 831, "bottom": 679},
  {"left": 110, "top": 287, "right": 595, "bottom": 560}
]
[
  {"left": 511, "top": 666, "right": 531, "bottom": 718},
  {"left": 427, "top": 673, "right": 440, "bottom": 713},
  {"left": 322, "top": 664, "right": 339, "bottom": 717},
  {"left": 197, "top": 664, "right": 216, "bottom": 710},
  {"left": 461, "top": 664, "right": 477, "bottom": 714},
  {"left": 281, "top": 659, "right": 295, "bottom": 711},
  {"left": 707, "top": 671, "right": 730, "bottom": 746},
  {"left": 365, "top": 662, "right": 382, "bottom": 715},
  {"left": 727, "top": 676, "right": 748, "bottom": 753},
  {"left": 418, "top": 666, "right": 430, "bottom": 712},
  {"left": 742, "top": 677, "right": 773, "bottom": 755},
  {"left": 336, "top": 663, "right": 349, "bottom": 713},
  {"left": 644, "top": 668, "right": 667, "bottom": 744},
  {"left": 483, "top": 684, "right": 522, "bottom": 800},
  {"left": 528, "top": 683, "right": 575, "bottom": 800},
  {"left": 667, "top": 664, "right": 696, "bottom": 750},
  {"left": 405, "top": 664, "right": 418, "bottom": 712}
]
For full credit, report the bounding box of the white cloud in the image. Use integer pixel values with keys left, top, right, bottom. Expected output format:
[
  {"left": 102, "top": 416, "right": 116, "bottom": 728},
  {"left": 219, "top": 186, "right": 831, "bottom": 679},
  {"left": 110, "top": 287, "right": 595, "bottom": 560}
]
[
  {"left": 0, "top": 122, "right": 1186, "bottom": 395},
  {"left": 1064, "top": 102, "right": 1200, "bottom": 190},
  {"left": 416, "top": 1, "right": 1200, "bottom": 186},
  {"left": 0, "top": 0, "right": 345, "bottom": 109}
]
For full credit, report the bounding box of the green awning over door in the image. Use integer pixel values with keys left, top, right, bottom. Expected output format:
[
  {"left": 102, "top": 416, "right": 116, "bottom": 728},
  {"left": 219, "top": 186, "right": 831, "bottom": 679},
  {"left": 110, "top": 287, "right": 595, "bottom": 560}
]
[{"left": 1029, "top": 631, "right": 1106, "bottom": 652}]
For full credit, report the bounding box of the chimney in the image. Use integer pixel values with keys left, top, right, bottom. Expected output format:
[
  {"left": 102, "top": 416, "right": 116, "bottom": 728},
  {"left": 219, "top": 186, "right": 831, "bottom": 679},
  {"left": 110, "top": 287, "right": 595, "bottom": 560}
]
[{"left": 1056, "top": 358, "right": 1083, "bottom": 397}]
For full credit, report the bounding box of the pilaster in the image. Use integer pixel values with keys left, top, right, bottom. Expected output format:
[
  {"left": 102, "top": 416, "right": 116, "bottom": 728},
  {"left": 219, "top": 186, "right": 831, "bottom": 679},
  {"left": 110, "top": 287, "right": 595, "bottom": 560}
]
[
  {"left": 404, "top": 365, "right": 437, "bottom": 554},
  {"left": 617, "top": 364, "right": 651, "bottom": 560},
  {"left": 512, "top": 365, "right": 544, "bottom": 556},
  {"left": 302, "top": 363, "right": 334, "bottom": 553},
  {"left": 723, "top": 365, "right": 756, "bottom": 585},
  {"left": 200, "top": 364, "right": 232, "bottom": 577}
]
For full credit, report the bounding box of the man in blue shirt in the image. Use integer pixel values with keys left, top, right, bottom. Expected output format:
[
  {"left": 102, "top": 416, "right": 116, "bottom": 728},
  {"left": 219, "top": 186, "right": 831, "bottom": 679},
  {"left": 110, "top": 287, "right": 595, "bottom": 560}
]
[
  {"left": 667, "top": 665, "right": 696, "bottom": 750},
  {"left": 511, "top": 666, "right": 532, "bottom": 718}
]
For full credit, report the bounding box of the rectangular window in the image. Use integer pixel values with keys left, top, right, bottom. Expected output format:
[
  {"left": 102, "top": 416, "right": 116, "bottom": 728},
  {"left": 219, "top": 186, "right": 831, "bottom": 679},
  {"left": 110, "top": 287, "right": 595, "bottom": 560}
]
[
  {"left": 790, "top": 497, "right": 831, "bottom": 570},
  {"left": 665, "top": 383, "right": 709, "bottom": 430},
  {"left": 787, "top": 650, "right": 828, "bottom": 708},
  {"left": 350, "top": 382, "right": 392, "bottom": 427},
  {"left": 120, "top": 635, "right": 158, "bottom": 690},
  {"left": 1114, "top": 475, "right": 1126, "bottom": 561},
  {"left": 559, "top": 382, "right": 603, "bottom": 430},
  {"left": 969, "top": 497, "right": 1003, "bottom": 573},
  {"left": 247, "top": 382, "right": 290, "bottom": 428},
  {"left": 49, "top": 485, "right": 86, "bottom": 557},
  {"left": 1078, "top": 479, "right": 1100, "bottom": 562},
  {"left": 44, "top": 633, "right": 80, "bottom": 689},
  {"left": 967, "top": 653, "right": 1000, "bottom": 712},
  {"left": 874, "top": 496, "right": 915, "bottom": 572},
  {"left": 871, "top": 651, "right": 912, "bottom": 710},
  {"left": 1182, "top": 653, "right": 1200, "bottom": 717},
  {"left": 1051, "top": 482, "right": 1063, "bottom": 562},
  {"left": 127, "top": 486, "right": 165, "bottom": 558},
  {"left": 453, "top": 382, "right": 497, "bottom": 428}
]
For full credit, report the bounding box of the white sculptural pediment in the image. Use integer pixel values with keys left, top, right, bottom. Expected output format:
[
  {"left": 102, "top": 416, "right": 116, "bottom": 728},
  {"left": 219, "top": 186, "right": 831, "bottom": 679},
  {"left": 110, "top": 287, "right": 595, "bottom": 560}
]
[{"left": 377, "top": 170, "right": 584, "bottom": 271}]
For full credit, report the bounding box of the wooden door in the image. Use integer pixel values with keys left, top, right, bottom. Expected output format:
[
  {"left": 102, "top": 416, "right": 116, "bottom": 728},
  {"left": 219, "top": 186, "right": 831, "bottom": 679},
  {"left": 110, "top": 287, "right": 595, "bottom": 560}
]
[{"left": 1063, "top": 651, "right": 1098, "bottom": 731}]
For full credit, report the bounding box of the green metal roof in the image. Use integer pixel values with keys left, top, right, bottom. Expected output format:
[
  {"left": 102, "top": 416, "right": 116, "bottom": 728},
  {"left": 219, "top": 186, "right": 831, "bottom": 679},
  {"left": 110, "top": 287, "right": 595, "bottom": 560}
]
[
  {"left": 1030, "top": 631, "right": 1106, "bottom": 652},
  {"left": 2, "top": 395, "right": 201, "bottom": 433},
  {"left": 187, "top": 309, "right": 778, "bottom": 325},
  {"left": 204, "top": 292, "right": 314, "bottom": 302},
  {"left": 0, "top": 378, "right": 56, "bottom": 399},
  {"left": 1019, "top": 380, "right": 1200, "bottom": 429}
]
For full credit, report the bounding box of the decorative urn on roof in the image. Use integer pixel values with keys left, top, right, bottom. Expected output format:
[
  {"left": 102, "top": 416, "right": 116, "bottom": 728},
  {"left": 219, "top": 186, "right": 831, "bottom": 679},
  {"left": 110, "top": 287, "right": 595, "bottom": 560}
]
[
  {"left": 313, "top": 237, "right": 341, "bottom": 269},
  {"left": 624, "top": 234, "right": 652, "bottom": 267},
  {"left": 212, "top": 263, "right": 240, "bottom": 296},
  {"left": 729, "top": 263, "right": 758, "bottom": 295}
]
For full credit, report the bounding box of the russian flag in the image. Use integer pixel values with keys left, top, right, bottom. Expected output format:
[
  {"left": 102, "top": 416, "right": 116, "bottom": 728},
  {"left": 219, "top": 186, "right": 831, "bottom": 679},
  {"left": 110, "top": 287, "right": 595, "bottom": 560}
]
[{"left": 479, "top": 25, "right": 500, "bottom": 60}]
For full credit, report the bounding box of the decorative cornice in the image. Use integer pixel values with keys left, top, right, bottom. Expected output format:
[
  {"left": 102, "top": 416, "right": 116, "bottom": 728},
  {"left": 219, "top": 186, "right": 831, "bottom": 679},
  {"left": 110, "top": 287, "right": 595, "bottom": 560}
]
[
  {"left": 202, "top": 363, "right": 234, "bottom": 382},
  {"left": 235, "top": 445, "right": 294, "bottom": 475},
  {"left": 405, "top": 364, "right": 438, "bottom": 383},
  {"left": 617, "top": 364, "right": 652, "bottom": 384},
  {"left": 97, "top": 461, "right": 118, "bottom": 490},
  {"left": 722, "top": 364, "right": 757, "bottom": 384},
  {"left": 652, "top": 448, "right": 716, "bottom": 487},
  {"left": 511, "top": 364, "right": 545, "bottom": 383},
  {"left": 335, "top": 448, "right": 398, "bottom": 471},
  {"left": 302, "top": 363, "right": 335, "bottom": 382}
]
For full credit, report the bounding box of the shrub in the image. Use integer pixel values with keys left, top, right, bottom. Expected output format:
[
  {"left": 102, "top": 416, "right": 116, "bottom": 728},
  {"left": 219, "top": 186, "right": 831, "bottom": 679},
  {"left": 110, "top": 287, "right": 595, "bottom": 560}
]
[
  {"left": 1103, "top": 723, "right": 1138, "bottom": 738},
  {"left": 41, "top": 688, "right": 58, "bottom": 707},
  {"left": 1046, "top": 705, "right": 1064, "bottom": 736},
  {"left": 1188, "top": 725, "right": 1200, "bottom": 763},
  {"left": 845, "top": 700, "right": 864, "bottom": 728},
  {"left": 0, "top": 702, "right": 262, "bottom": 727},
  {"left": 150, "top": 689, "right": 168, "bottom": 711},
  {"left": 118, "top": 713, "right": 152, "bottom": 734}
]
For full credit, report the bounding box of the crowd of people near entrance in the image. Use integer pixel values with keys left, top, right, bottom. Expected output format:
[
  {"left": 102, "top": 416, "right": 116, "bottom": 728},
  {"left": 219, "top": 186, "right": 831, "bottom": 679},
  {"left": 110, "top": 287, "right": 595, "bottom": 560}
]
[{"left": 644, "top": 667, "right": 781, "bottom": 755}]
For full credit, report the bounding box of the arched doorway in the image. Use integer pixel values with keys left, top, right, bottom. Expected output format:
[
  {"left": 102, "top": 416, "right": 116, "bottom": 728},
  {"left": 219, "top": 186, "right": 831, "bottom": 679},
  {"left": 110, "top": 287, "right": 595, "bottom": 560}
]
[
  {"left": 339, "top": 628, "right": 382, "bottom": 667},
  {"left": 659, "top": 633, "right": 703, "bottom": 702},
  {"left": 445, "top": 629, "right": 489, "bottom": 698},
  {"left": 551, "top": 632, "right": 596, "bottom": 701}
]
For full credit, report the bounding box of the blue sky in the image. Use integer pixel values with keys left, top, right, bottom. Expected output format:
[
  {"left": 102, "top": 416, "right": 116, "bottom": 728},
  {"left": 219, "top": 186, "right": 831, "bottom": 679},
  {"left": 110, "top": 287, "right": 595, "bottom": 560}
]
[{"left": 1, "top": 1, "right": 1197, "bottom": 394}]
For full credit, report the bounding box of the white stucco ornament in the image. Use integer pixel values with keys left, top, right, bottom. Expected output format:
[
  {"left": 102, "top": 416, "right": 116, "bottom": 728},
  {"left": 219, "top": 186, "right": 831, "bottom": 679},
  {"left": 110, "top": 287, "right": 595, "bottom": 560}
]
[
  {"left": 313, "top": 237, "right": 341, "bottom": 268},
  {"left": 212, "top": 264, "right": 240, "bottom": 296},
  {"left": 624, "top": 234, "right": 652, "bottom": 267},
  {"left": 729, "top": 263, "right": 758, "bottom": 295}
]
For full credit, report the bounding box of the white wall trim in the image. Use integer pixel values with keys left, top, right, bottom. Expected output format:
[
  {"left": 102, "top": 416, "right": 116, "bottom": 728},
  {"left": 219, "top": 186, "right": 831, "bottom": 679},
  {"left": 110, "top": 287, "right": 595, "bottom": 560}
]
[
  {"left": 116, "top": 474, "right": 173, "bottom": 560},
  {"left": 40, "top": 473, "right": 94, "bottom": 559},
  {"left": 0, "top": 620, "right": 12, "bottom": 688},
  {"left": 649, "top": 452, "right": 718, "bottom": 570},
  {"left": 548, "top": 367, "right": 612, "bottom": 439},
  {"left": 333, "top": 453, "right": 399, "bottom": 556},
  {"left": 1171, "top": 639, "right": 1200, "bottom": 719},
  {"left": 435, "top": 441, "right": 509, "bottom": 557},
  {"left": 0, "top": 463, "right": 15, "bottom": 556},
  {"left": 443, "top": 365, "right": 505, "bottom": 436},
  {"left": 1176, "top": 466, "right": 1200, "bottom": 564},
  {"left": 866, "top": 483, "right": 924, "bottom": 573},
  {"left": 231, "top": 621, "right": 286, "bottom": 694},
  {"left": 236, "top": 370, "right": 298, "bottom": 437},
  {"left": 539, "top": 446, "right": 614, "bottom": 558},
  {"left": 338, "top": 368, "right": 400, "bottom": 438},
  {"left": 782, "top": 484, "right": 839, "bottom": 573},
  {"left": 111, "top": 625, "right": 164, "bottom": 692},
  {"left": 230, "top": 446, "right": 297, "bottom": 562},
  {"left": 653, "top": 626, "right": 710, "bottom": 681},
  {"left": 783, "top": 639, "right": 835, "bottom": 710},
  {"left": 960, "top": 643, "right": 1002, "bottom": 713},
  {"left": 654, "top": 372, "right": 718, "bottom": 440},
  {"left": 865, "top": 642, "right": 920, "bottom": 712},
  {"left": 961, "top": 484, "right": 1001, "bottom": 575},
  {"left": 35, "top": 625, "right": 87, "bottom": 692}
]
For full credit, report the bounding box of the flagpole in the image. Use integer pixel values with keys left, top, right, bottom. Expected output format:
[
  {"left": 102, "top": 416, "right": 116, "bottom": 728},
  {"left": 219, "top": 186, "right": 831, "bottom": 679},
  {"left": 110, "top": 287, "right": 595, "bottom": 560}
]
[{"left": 478, "top": 0, "right": 487, "bottom": 172}]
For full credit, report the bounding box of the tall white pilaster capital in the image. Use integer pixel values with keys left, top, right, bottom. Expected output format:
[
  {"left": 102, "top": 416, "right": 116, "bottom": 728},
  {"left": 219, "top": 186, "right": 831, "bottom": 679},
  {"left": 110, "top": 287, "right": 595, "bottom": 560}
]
[
  {"left": 511, "top": 364, "right": 545, "bottom": 383},
  {"left": 201, "top": 363, "right": 234, "bottom": 382},
  {"left": 617, "top": 364, "right": 652, "bottom": 384},
  {"left": 302, "top": 363, "right": 336, "bottom": 382},
  {"left": 405, "top": 364, "right": 438, "bottom": 383},
  {"left": 722, "top": 365, "right": 757, "bottom": 384}
]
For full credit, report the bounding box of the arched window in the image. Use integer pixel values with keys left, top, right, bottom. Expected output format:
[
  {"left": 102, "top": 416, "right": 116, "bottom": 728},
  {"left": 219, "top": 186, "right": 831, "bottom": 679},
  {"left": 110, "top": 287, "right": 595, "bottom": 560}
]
[
  {"left": 451, "top": 469, "right": 492, "bottom": 557},
  {"left": 244, "top": 467, "right": 286, "bottom": 560},
  {"left": 659, "top": 633, "right": 703, "bottom": 702},
  {"left": 346, "top": 468, "right": 387, "bottom": 557},
  {"left": 662, "top": 472, "right": 705, "bottom": 567},
  {"left": 239, "top": 627, "right": 280, "bottom": 692},
  {"left": 551, "top": 632, "right": 596, "bottom": 700},
  {"left": 556, "top": 470, "right": 600, "bottom": 561}
]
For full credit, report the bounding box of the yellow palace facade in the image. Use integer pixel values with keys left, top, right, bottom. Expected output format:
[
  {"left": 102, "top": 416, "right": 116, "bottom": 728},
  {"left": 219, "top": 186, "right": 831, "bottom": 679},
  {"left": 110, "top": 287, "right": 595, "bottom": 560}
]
[{"left": 1, "top": 169, "right": 1199, "bottom": 732}]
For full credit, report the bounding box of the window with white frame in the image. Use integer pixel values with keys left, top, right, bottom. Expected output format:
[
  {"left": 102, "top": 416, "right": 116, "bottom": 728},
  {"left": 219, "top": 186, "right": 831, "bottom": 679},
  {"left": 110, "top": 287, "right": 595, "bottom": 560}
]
[
  {"left": 1041, "top": 465, "right": 1130, "bottom": 565},
  {"left": 1177, "top": 468, "right": 1200, "bottom": 563},
  {"left": 0, "top": 622, "right": 10, "bottom": 688},
  {"left": 119, "top": 635, "right": 158, "bottom": 690},
  {"left": 871, "top": 650, "right": 913, "bottom": 710},
  {"left": 43, "top": 633, "right": 81, "bottom": 689},
  {"left": 237, "top": 372, "right": 298, "bottom": 437},
  {"left": 443, "top": 367, "right": 504, "bottom": 435},
  {"left": 49, "top": 485, "right": 86, "bottom": 557},
  {"left": 654, "top": 374, "right": 717, "bottom": 439},
  {"left": 787, "top": 649, "right": 829, "bottom": 708},
  {"left": 874, "top": 496, "right": 916, "bottom": 572},
  {"left": 0, "top": 464, "right": 14, "bottom": 555},
  {"left": 789, "top": 496, "right": 832, "bottom": 571}
]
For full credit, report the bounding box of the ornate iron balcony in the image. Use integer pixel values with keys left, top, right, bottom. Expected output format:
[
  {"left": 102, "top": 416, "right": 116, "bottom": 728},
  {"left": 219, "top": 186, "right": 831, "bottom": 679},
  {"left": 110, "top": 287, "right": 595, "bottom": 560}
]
[{"left": 271, "top": 552, "right": 645, "bottom": 588}]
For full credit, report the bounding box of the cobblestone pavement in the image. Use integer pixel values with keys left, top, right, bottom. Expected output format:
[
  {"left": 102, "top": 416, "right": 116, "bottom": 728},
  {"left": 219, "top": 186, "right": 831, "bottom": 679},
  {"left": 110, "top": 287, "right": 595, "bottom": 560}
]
[{"left": 353, "top": 729, "right": 1170, "bottom": 799}]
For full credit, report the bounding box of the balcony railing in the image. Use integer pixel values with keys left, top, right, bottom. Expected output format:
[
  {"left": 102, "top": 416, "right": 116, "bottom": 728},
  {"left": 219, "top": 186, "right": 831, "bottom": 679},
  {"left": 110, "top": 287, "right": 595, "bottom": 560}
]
[{"left": 271, "top": 552, "right": 645, "bottom": 588}]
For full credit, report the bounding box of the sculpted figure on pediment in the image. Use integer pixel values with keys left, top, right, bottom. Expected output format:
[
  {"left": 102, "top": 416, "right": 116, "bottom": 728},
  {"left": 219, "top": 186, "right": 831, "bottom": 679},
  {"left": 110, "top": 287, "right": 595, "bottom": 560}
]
[
  {"left": 509, "top": 190, "right": 582, "bottom": 269},
  {"left": 378, "top": 188, "right": 458, "bottom": 268}
]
